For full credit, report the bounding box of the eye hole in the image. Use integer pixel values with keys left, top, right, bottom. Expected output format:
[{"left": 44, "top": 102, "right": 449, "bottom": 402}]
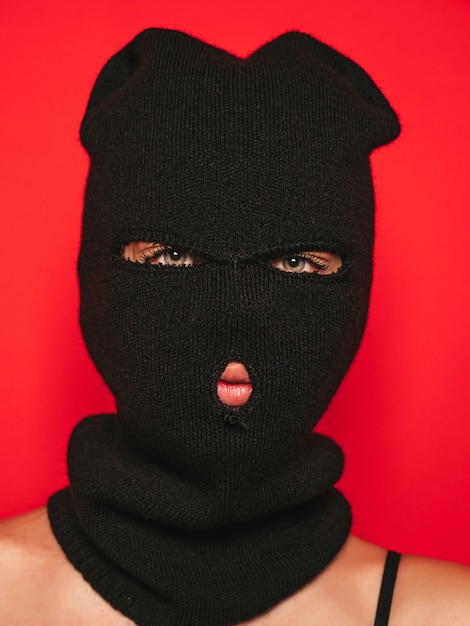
[
  {"left": 270, "top": 251, "right": 342, "bottom": 274},
  {"left": 123, "top": 241, "right": 202, "bottom": 267}
]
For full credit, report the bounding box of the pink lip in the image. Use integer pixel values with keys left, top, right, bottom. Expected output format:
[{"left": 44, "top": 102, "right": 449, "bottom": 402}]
[{"left": 217, "top": 361, "right": 252, "bottom": 407}]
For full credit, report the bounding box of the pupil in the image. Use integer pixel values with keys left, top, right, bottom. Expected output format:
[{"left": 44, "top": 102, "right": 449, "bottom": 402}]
[
  {"left": 282, "top": 255, "right": 305, "bottom": 272},
  {"left": 170, "top": 250, "right": 181, "bottom": 261}
]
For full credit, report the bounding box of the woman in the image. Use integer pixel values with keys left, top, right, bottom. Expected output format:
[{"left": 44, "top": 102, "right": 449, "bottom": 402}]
[{"left": 1, "top": 28, "right": 469, "bottom": 625}]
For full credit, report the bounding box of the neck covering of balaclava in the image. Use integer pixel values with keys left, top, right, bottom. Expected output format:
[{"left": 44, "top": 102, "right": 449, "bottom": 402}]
[{"left": 48, "top": 29, "right": 400, "bottom": 626}]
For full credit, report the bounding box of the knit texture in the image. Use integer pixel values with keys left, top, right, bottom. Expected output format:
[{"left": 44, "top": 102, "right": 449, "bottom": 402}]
[{"left": 48, "top": 29, "right": 400, "bottom": 626}]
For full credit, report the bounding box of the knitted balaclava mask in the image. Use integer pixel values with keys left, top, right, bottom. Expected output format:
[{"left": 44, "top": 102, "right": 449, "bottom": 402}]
[{"left": 48, "top": 29, "right": 400, "bottom": 626}]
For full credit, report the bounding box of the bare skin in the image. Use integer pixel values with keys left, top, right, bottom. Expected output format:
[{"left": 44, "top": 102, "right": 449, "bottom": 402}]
[{"left": 1, "top": 507, "right": 470, "bottom": 625}]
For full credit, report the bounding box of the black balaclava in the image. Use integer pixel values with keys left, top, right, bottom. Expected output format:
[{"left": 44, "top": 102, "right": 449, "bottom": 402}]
[{"left": 48, "top": 29, "right": 400, "bottom": 626}]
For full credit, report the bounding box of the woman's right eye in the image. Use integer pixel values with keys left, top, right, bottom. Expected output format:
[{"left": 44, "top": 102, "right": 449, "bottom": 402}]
[
  {"left": 123, "top": 242, "right": 200, "bottom": 267},
  {"left": 270, "top": 251, "right": 342, "bottom": 274}
]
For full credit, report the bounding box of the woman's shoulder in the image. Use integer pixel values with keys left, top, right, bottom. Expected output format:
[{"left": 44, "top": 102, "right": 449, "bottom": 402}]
[
  {"left": 0, "top": 507, "right": 134, "bottom": 626},
  {"left": 0, "top": 507, "right": 58, "bottom": 598},
  {"left": 342, "top": 535, "right": 470, "bottom": 625},
  {"left": 393, "top": 550, "right": 470, "bottom": 624},
  {"left": 241, "top": 536, "right": 470, "bottom": 625},
  {"left": 0, "top": 507, "right": 56, "bottom": 624}
]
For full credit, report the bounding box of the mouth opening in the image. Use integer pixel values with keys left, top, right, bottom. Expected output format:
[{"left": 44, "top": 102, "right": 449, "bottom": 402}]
[{"left": 217, "top": 361, "right": 252, "bottom": 408}]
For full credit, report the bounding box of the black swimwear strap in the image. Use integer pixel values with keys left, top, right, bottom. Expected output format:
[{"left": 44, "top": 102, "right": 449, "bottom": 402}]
[{"left": 374, "top": 550, "right": 401, "bottom": 626}]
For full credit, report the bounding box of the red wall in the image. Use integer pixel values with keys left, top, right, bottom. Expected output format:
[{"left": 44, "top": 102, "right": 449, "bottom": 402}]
[{"left": 1, "top": 0, "right": 469, "bottom": 565}]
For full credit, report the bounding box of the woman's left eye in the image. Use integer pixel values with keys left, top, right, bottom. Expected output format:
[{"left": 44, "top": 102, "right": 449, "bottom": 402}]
[
  {"left": 145, "top": 248, "right": 193, "bottom": 266},
  {"left": 270, "top": 252, "right": 342, "bottom": 274},
  {"left": 123, "top": 242, "right": 200, "bottom": 267}
]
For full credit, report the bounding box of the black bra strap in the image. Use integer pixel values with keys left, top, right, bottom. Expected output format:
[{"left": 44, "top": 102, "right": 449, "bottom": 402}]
[{"left": 374, "top": 550, "right": 401, "bottom": 626}]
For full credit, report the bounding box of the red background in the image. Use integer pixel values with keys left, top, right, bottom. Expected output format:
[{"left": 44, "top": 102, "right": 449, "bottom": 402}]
[{"left": 1, "top": 0, "right": 469, "bottom": 564}]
